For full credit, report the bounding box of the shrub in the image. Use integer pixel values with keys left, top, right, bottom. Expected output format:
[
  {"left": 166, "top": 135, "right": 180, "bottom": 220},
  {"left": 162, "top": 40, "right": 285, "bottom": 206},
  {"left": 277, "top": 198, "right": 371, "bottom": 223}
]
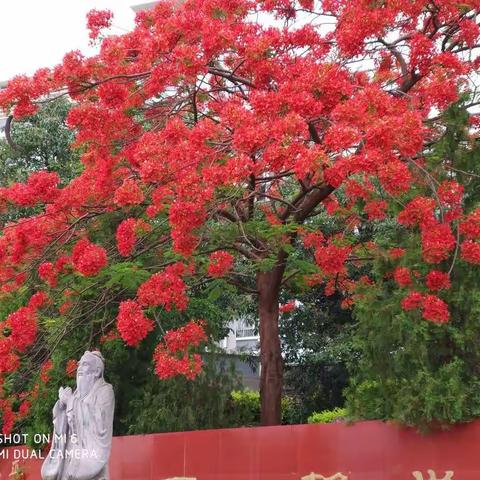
[
  {"left": 307, "top": 407, "right": 347, "bottom": 424},
  {"left": 230, "top": 389, "right": 261, "bottom": 426},
  {"left": 229, "top": 389, "right": 303, "bottom": 426}
]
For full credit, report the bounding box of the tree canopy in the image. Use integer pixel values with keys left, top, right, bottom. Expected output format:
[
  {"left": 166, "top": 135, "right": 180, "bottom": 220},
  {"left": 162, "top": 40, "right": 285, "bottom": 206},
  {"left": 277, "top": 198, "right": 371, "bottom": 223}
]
[{"left": 0, "top": 0, "right": 479, "bottom": 426}]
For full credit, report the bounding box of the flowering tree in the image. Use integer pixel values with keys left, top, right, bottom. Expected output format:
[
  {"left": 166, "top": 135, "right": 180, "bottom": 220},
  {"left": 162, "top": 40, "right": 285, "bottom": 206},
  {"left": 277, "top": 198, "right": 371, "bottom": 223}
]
[{"left": 0, "top": 0, "right": 479, "bottom": 427}]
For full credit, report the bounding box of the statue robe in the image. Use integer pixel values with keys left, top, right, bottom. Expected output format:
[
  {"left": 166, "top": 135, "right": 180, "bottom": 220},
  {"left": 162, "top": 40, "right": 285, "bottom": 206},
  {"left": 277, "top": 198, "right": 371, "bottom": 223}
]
[{"left": 41, "top": 378, "right": 115, "bottom": 480}]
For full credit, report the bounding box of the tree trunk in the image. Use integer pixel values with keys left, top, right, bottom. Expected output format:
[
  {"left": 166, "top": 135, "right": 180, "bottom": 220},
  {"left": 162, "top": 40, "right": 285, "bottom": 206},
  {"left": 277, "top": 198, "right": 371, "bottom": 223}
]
[{"left": 257, "top": 262, "right": 285, "bottom": 426}]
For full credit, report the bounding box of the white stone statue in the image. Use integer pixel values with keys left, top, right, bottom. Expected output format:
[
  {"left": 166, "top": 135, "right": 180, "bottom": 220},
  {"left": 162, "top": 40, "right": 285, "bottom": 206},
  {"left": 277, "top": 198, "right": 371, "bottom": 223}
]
[{"left": 41, "top": 351, "right": 115, "bottom": 480}]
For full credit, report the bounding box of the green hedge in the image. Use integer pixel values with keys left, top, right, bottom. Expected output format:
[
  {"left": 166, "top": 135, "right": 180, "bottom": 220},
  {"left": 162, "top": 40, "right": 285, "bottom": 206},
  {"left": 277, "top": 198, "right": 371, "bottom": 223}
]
[
  {"left": 229, "top": 389, "right": 303, "bottom": 426},
  {"left": 307, "top": 407, "right": 347, "bottom": 424}
]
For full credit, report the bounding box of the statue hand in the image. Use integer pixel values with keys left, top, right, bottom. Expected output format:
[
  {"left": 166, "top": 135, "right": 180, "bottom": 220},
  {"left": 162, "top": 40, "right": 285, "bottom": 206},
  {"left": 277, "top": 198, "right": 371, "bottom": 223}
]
[{"left": 58, "top": 386, "right": 73, "bottom": 406}]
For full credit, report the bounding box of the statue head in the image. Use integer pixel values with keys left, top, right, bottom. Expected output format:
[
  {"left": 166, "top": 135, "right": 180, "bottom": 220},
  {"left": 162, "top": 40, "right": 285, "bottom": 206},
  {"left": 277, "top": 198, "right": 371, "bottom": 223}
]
[{"left": 76, "top": 351, "right": 105, "bottom": 396}]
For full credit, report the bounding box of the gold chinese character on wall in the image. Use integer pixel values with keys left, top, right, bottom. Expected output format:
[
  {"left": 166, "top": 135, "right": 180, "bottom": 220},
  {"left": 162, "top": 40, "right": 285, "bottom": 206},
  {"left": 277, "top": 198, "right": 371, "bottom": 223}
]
[
  {"left": 301, "top": 473, "right": 348, "bottom": 480},
  {"left": 412, "top": 470, "right": 454, "bottom": 480}
]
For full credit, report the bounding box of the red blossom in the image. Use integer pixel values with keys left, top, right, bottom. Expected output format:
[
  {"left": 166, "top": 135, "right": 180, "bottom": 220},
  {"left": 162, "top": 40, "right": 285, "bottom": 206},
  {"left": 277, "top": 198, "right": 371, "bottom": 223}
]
[
  {"left": 1, "top": 401, "right": 14, "bottom": 435},
  {"left": 460, "top": 209, "right": 480, "bottom": 239},
  {"left": 0, "top": 172, "right": 60, "bottom": 207},
  {"left": 398, "top": 197, "right": 436, "bottom": 228},
  {"left": 154, "top": 348, "right": 204, "bottom": 380},
  {"left": 279, "top": 301, "right": 296, "bottom": 313},
  {"left": 137, "top": 262, "right": 188, "bottom": 311},
  {"left": 18, "top": 399, "right": 31, "bottom": 418},
  {"left": 401, "top": 291, "right": 425, "bottom": 311},
  {"left": 460, "top": 240, "right": 480, "bottom": 264},
  {"left": 207, "top": 251, "right": 234, "bottom": 278},
  {"left": 389, "top": 248, "right": 406, "bottom": 260},
  {"left": 114, "top": 179, "right": 145, "bottom": 207},
  {"left": 421, "top": 223, "right": 456, "bottom": 264},
  {"left": 438, "top": 181, "right": 464, "bottom": 207},
  {"left": 72, "top": 238, "right": 108, "bottom": 276},
  {"left": 422, "top": 295, "right": 450, "bottom": 324},
  {"left": 393, "top": 267, "right": 412, "bottom": 287},
  {"left": 40, "top": 359, "right": 53, "bottom": 384},
  {"left": 315, "top": 244, "right": 351, "bottom": 275},
  {"left": 66, "top": 359, "right": 78, "bottom": 378},
  {"left": 117, "top": 300, "right": 154, "bottom": 347},
  {"left": 59, "top": 301, "right": 73, "bottom": 314},
  {"left": 378, "top": 161, "right": 412, "bottom": 196},
  {"left": 86, "top": 9, "right": 113, "bottom": 40},
  {"left": 364, "top": 200, "right": 387, "bottom": 220},
  {"left": 116, "top": 218, "right": 137, "bottom": 257},
  {"left": 302, "top": 231, "right": 325, "bottom": 248},
  {"left": 163, "top": 320, "right": 207, "bottom": 353},
  {"left": 38, "top": 262, "right": 57, "bottom": 287},
  {"left": 28, "top": 291, "right": 48, "bottom": 310},
  {"left": 7, "top": 307, "right": 37, "bottom": 353},
  {"left": 425, "top": 270, "right": 451, "bottom": 291},
  {"left": 153, "top": 320, "right": 207, "bottom": 380}
]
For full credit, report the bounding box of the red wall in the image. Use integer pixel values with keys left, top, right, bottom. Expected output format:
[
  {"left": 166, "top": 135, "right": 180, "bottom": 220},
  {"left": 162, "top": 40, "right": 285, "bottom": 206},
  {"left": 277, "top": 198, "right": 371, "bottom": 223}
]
[{"left": 1, "top": 420, "right": 479, "bottom": 479}]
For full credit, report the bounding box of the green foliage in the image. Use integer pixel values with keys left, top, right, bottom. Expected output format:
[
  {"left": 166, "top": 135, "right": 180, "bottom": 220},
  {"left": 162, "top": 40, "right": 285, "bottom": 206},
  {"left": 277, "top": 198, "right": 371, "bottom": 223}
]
[
  {"left": 0, "top": 98, "right": 80, "bottom": 184},
  {"left": 229, "top": 389, "right": 260, "bottom": 426},
  {"left": 280, "top": 289, "right": 355, "bottom": 423},
  {"left": 227, "top": 389, "right": 303, "bottom": 426},
  {"left": 124, "top": 350, "right": 243, "bottom": 434},
  {"left": 307, "top": 407, "right": 347, "bottom": 424}
]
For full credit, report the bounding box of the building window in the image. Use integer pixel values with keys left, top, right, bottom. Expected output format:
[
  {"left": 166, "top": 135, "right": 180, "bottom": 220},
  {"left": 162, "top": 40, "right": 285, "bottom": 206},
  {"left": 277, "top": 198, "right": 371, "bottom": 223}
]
[{"left": 235, "top": 319, "right": 257, "bottom": 339}]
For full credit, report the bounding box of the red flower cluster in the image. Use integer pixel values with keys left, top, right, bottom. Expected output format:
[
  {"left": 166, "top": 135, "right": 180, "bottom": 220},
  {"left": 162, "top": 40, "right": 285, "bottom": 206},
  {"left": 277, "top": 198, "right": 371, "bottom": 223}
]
[
  {"left": 28, "top": 291, "right": 48, "bottom": 309},
  {"left": 117, "top": 300, "right": 154, "bottom": 347},
  {"left": 393, "top": 267, "right": 412, "bottom": 287},
  {"left": 0, "top": 400, "right": 14, "bottom": 435},
  {"left": 421, "top": 223, "right": 456, "bottom": 264},
  {"left": 169, "top": 200, "right": 206, "bottom": 257},
  {"left": 401, "top": 291, "right": 449, "bottom": 324},
  {"left": 314, "top": 244, "right": 351, "bottom": 276},
  {"left": 38, "top": 262, "right": 57, "bottom": 287},
  {"left": 460, "top": 209, "right": 480, "bottom": 239},
  {"left": 153, "top": 320, "right": 207, "bottom": 380},
  {"left": 0, "top": 172, "right": 60, "bottom": 207},
  {"left": 279, "top": 301, "right": 296, "bottom": 313},
  {"left": 389, "top": 248, "right": 406, "bottom": 260},
  {"left": 154, "top": 320, "right": 207, "bottom": 380},
  {"left": 66, "top": 359, "right": 77, "bottom": 378},
  {"left": 116, "top": 219, "right": 137, "bottom": 257},
  {"left": 364, "top": 200, "right": 387, "bottom": 220},
  {"left": 425, "top": 271, "right": 451, "bottom": 291},
  {"left": 137, "top": 262, "right": 188, "bottom": 311},
  {"left": 17, "top": 399, "right": 31, "bottom": 419},
  {"left": 163, "top": 320, "right": 207, "bottom": 352},
  {"left": 207, "top": 251, "right": 234, "bottom": 278},
  {"left": 460, "top": 240, "right": 480, "bottom": 264},
  {"left": 438, "top": 180, "right": 464, "bottom": 207},
  {"left": 6, "top": 307, "right": 38, "bottom": 353},
  {"left": 154, "top": 349, "right": 203, "bottom": 381},
  {"left": 398, "top": 197, "right": 436, "bottom": 228},
  {"left": 86, "top": 9, "right": 113, "bottom": 40},
  {"left": 114, "top": 179, "right": 145, "bottom": 207},
  {"left": 72, "top": 238, "right": 108, "bottom": 276},
  {"left": 116, "top": 218, "right": 151, "bottom": 257},
  {"left": 422, "top": 295, "right": 450, "bottom": 324},
  {"left": 401, "top": 291, "right": 425, "bottom": 311},
  {"left": 40, "top": 359, "right": 53, "bottom": 384}
]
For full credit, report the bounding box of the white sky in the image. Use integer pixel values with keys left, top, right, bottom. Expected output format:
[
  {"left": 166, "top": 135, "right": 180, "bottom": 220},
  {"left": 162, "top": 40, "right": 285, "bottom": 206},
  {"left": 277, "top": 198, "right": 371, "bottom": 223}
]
[{"left": 0, "top": 0, "right": 142, "bottom": 81}]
